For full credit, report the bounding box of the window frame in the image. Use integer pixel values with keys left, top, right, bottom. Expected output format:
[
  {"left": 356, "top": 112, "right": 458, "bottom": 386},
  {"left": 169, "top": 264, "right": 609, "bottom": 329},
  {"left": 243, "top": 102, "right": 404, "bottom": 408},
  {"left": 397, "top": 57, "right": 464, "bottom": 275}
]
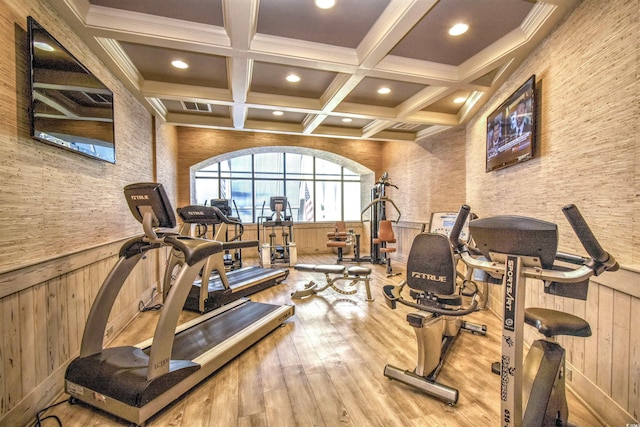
[{"left": 194, "top": 152, "right": 364, "bottom": 223}]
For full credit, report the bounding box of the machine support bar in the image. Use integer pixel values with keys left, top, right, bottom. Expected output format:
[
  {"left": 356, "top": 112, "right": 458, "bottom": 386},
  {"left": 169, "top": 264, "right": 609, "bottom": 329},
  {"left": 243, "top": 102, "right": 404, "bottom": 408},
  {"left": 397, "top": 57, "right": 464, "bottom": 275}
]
[{"left": 502, "top": 255, "right": 525, "bottom": 427}]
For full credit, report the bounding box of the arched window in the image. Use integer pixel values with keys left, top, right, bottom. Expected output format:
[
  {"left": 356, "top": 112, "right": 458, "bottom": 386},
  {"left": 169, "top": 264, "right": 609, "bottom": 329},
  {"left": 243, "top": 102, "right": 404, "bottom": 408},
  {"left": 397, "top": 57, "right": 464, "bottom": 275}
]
[{"left": 193, "top": 149, "right": 373, "bottom": 223}]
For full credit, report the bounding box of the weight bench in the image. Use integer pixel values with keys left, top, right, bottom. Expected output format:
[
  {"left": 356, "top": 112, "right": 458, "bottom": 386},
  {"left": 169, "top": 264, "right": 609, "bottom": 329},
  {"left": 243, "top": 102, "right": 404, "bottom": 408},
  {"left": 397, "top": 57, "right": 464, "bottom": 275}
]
[{"left": 291, "top": 264, "right": 373, "bottom": 301}]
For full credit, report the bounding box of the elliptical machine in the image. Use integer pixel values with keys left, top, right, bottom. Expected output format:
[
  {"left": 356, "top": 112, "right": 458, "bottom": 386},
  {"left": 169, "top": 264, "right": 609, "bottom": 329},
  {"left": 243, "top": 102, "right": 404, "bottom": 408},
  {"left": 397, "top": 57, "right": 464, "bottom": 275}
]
[
  {"left": 453, "top": 204, "right": 619, "bottom": 427},
  {"left": 382, "top": 208, "right": 486, "bottom": 405},
  {"left": 257, "top": 196, "right": 297, "bottom": 267}
]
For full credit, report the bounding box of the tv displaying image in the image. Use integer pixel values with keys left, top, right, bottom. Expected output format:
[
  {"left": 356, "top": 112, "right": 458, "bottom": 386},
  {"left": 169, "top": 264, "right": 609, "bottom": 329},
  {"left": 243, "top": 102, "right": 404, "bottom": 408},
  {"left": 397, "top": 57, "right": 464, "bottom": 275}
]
[
  {"left": 486, "top": 75, "right": 536, "bottom": 172},
  {"left": 28, "top": 17, "right": 116, "bottom": 163}
]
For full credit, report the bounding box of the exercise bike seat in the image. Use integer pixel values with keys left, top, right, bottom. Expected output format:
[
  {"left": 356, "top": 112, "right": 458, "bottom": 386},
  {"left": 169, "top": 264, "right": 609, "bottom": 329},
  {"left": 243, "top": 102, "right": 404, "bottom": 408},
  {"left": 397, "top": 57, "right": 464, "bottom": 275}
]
[{"left": 524, "top": 307, "right": 592, "bottom": 338}]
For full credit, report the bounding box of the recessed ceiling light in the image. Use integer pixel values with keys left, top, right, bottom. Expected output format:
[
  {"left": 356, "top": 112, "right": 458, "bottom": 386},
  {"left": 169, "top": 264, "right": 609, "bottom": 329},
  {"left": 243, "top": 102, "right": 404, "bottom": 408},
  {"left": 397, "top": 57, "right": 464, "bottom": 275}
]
[
  {"left": 449, "top": 23, "right": 469, "bottom": 36},
  {"left": 34, "top": 41, "right": 54, "bottom": 52},
  {"left": 315, "top": 0, "right": 336, "bottom": 9},
  {"left": 273, "top": 111, "right": 284, "bottom": 116},
  {"left": 377, "top": 87, "right": 391, "bottom": 95},
  {"left": 286, "top": 74, "right": 301, "bottom": 83},
  {"left": 453, "top": 97, "right": 467, "bottom": 104},
  {"left": 171, "top": 60, "right": 189, "bottom": 69},
  {"left": 341, "top": 118, "right": 353, "bottom": 123}
]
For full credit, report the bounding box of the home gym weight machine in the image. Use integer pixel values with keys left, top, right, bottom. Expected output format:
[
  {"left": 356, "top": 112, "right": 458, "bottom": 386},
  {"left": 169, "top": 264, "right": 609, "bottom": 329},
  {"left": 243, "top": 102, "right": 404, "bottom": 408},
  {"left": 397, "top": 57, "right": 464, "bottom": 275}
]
[
  {"left": 382, "top": 208, "right": 487, "bottom": 404},
  {"left": 65, "top": 183, "right": 294, "bottom": 426},
  {"left": 163, "top": 203, "right": 289, "bottom": 314},
  {"left": 257, "top": 196, "right": 297, "bottom": 267},
  {"left": 452, "top": 204, "right": 619, "bottom": 427},
  {"left": 359, "top": 172, "right": 401, "bottom": 265}
]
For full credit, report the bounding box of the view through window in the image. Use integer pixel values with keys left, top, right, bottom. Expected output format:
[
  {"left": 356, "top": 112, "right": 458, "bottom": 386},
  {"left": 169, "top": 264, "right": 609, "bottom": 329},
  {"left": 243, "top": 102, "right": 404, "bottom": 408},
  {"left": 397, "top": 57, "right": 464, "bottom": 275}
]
[{"left": 195, "top": 153, "right": 362, "bottom": 223}]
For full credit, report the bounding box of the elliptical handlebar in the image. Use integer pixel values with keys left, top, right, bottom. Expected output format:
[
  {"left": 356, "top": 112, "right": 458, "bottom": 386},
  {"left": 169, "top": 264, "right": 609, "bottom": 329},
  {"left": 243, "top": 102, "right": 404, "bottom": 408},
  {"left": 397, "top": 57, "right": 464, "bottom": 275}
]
[{"left": 562, "top": 204, "right": 618, "bottom": 273}]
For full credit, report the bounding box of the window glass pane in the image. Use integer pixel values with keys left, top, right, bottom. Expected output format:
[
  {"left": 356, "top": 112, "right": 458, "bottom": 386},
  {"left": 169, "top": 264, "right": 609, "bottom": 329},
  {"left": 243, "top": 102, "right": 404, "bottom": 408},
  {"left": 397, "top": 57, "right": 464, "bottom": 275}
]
[
  {"left": 286, "top": 153, "right": 313, "bottom": 180},
  {"left": 195, "top": 164, "right": 219, "bottom": 178},
  {"left": 229, "top": 179, "right": 253, "bottom": 223},
  {"left": 316, "top": 181, "right": 341, "bottom": 221},
  {"left": 343, "top": 167, "right": 360, "bottom": 181},
  {"left": 222, "top": 157, "right": 252, "bottom": 178},
  {"left": 285, "top": 180, "right": 302, "bottom": 221},
  {"left": 315, "top": 158, "right": 341, "bottom": 180},
  {"left": 195, "top": 178, "right": 218, "bottom": 205},
  {"left": 285, "top": 180, "right": 314, "bottom": 222},
  {"left": 255, "top": 153, "right": 284, "bottom": 179},
  {"left": 343, "top": 181, "right": 361, "bottom": 220}
]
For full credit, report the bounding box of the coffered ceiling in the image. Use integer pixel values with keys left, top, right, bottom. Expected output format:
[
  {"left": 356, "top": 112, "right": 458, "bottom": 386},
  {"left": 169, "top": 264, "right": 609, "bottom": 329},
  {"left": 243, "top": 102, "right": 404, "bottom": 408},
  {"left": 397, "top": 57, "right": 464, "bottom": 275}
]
[{"left": 47, "top": 0, "right": 578, "bottom": 142}]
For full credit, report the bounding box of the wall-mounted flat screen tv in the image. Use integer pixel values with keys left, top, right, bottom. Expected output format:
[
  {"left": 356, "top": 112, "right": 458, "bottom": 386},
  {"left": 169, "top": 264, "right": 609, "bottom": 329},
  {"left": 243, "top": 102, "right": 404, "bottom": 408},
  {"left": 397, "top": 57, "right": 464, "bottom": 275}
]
[
  {"left": 486, "top": 75, "right": 536, "bottom": 172},
  {"left": 28, "top": 16, "right": 116, "bottom": 163}
]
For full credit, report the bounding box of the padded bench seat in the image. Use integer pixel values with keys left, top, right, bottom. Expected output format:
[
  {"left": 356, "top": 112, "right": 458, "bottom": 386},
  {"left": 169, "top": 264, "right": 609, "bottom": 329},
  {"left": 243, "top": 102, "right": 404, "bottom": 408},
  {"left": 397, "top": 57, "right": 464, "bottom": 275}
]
[{"left": 295, "top": 264, "right": 346, "bottom": 274}]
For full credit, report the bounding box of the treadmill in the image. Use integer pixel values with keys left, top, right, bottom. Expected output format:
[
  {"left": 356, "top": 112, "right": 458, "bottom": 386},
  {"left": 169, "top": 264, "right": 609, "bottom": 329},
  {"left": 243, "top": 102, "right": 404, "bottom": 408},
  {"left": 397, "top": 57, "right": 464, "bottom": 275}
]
[
  {"left": 163, "top": 204, "right": 289, "bottom": 313},
  {"left": 65, "top": 183, "right": 295, "bottom": 426}
]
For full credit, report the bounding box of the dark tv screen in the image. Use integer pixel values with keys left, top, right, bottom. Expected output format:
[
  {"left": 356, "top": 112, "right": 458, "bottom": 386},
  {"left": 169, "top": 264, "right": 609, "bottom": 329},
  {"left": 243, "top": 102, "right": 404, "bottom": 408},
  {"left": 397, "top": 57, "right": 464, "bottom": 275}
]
[
  {"left": 486, "top": 75, "right": 535, "bottom": 172},
  {"left": 28, "top": 17, "right": 116, "bottom": 163}
]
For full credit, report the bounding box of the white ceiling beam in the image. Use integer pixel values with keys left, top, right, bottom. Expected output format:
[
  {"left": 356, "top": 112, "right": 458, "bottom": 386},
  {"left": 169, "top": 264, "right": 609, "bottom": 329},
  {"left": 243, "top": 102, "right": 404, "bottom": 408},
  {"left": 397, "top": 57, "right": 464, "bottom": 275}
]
[
  {"left": 222, "top": 0, "right": 259, "bottom": 51},
  {"left": 357, "top": 0, "right": 439, "bottom": 69}
]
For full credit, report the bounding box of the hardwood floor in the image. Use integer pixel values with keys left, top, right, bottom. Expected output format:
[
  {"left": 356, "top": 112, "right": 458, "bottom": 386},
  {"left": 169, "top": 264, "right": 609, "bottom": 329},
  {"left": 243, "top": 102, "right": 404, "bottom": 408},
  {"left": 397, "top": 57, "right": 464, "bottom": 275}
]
[{"left": 44, "top": 255, "right": 604, "bottom": 426}]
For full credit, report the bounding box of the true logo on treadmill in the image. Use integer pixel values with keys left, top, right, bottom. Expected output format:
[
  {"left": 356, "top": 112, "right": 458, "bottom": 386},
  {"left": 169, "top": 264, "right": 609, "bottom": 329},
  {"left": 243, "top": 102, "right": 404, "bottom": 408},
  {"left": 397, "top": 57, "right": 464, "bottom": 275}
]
[{"left": 130, "top": 195, "right": 149, "bottom": 200}]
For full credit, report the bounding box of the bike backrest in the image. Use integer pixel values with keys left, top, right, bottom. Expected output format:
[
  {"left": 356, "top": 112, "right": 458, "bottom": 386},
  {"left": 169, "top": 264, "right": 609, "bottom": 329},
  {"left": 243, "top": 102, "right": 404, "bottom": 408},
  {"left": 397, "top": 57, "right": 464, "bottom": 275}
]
[{"left": 406, "top": 233, "right": 456, "bottom": 295}]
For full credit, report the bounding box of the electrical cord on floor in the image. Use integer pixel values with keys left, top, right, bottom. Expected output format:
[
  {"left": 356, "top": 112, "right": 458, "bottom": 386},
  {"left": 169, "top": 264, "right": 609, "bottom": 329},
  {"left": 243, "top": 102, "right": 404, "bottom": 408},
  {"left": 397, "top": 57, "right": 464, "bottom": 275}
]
[
  {"left": 139, "top": 287, "right": 163, "bottom": 312},
  {"left": 34, "top": 398, "right": 68, "bottom": 426}
]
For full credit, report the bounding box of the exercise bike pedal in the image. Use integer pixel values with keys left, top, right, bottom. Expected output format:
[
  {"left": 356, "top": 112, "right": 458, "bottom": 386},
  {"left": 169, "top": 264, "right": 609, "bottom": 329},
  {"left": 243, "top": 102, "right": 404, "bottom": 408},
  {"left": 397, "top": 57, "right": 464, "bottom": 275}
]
[{"left": 491, "top": 361, "right": 500, "bottom": 375}]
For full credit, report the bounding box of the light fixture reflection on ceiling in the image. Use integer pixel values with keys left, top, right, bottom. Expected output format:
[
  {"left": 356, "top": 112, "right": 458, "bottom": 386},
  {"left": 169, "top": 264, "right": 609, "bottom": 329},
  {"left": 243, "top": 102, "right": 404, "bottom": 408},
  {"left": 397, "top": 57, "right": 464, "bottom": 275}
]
[
  {"left": 34, "top": 41, "right": 54, "bottom": 51},
  {"left": 449, "top": 23, "right": 469, "bottom": 36},
  {"left": 315, "top": 0, "right": 336, "bottom": 9},
  {"left": 341, "top": 118, "right": 352, "bottom": 123},
  {"left": 273, "top": 111, "right": 284, "bottom": 116},
  {"left": 171, "top": 60, "right": 189, "bottom": 69},
  {"left": 453, "top": 97, "right": 467, "bottom": 104},
  {"left": 377, "top": 87, "right": 391, "bottom": 95},
  {"left": 286, "top": 74, "right": 301, "bottom": 83}
]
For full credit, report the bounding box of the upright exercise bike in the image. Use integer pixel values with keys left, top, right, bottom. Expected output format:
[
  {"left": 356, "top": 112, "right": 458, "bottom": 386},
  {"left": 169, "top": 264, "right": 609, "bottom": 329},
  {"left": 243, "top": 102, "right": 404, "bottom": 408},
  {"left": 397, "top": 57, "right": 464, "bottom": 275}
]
[
  {"left": 382, "top": 209, "right": 487, "bottom": 405},
  {"left": 453, "top": 204, "right": 618, "bottom": 427}
]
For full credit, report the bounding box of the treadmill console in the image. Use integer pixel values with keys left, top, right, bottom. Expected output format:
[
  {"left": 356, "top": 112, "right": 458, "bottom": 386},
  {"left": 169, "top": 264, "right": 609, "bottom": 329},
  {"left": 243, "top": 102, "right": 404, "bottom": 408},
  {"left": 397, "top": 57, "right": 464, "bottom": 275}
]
[
  {"left": 210, "top": 199, "right": 232, "bottom": 216},
  {"left": 178, "top": 205, "right": 225, "bottom": 224},
  {"left": 124, "top": 182, "right": 176, "bottom": 228}
]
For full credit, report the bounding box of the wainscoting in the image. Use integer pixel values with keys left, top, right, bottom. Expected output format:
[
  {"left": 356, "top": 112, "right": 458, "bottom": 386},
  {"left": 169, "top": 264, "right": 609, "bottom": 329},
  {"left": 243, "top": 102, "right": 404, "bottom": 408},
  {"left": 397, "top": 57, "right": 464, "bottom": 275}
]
[{"left": 0, "top": 238, "right": 164, "bottom": 427}]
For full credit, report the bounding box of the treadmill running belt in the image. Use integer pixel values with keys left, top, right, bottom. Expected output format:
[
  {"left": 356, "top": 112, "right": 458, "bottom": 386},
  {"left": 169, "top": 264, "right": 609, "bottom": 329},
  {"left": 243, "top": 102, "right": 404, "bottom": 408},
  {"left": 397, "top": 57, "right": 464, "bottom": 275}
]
[{"left": 159, "top": 301, "right": 281, "bottom": 360}]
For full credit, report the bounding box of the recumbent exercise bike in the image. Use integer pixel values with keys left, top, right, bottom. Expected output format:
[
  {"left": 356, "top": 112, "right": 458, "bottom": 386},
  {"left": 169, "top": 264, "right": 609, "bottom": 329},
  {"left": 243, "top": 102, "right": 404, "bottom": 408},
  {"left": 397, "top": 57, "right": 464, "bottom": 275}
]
[{"left": 382, "top": 210, "right": 487, "bottom": 405}]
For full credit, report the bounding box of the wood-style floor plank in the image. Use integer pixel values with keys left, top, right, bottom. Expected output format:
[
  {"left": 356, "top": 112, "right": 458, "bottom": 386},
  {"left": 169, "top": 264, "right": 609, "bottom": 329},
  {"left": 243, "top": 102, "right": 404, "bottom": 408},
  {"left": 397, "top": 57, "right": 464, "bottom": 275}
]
[{"left": 43, "top": 255, "right": 604, "bottom": 426}]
